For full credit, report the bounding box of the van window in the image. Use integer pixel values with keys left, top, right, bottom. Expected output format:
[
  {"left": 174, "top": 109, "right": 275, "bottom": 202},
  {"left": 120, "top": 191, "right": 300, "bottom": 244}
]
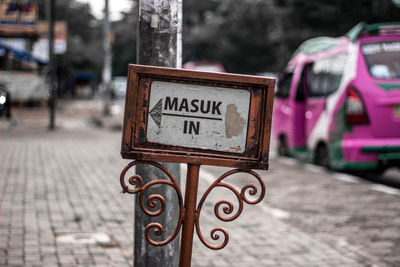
[
  {"left": 362, "top": 41, "right": 400, "bottom": 79},
  {"left": 295, "top": 67, "right": 308, "bottom": 102},
  {"left": 276, "top": 72, "right": 293, "bottom": 99},
  {"left": 309, "top": 52, "right": 347, "bottom": 97}
]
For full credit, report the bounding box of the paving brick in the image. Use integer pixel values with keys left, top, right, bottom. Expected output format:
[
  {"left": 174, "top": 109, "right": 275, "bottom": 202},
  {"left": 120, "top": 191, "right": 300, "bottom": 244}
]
[{"left": 7, "top": 257, "right": 24, "bottom": 265}]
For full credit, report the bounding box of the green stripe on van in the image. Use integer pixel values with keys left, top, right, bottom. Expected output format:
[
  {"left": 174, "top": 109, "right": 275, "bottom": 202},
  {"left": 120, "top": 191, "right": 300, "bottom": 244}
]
[
  {"left": 328, "top": 102, "right": 353, "bottom": 170},
  {"left": 378, "top": 153, "right": 400, "bottom": 160},
  {"left": 344, "top": 162, "right": 378, "bottom": 171},
  {"left": 292, "top": 37, "right": 342, "bottom": 57},
  {"left": 363, "top": 146, "right": 400, "bottom": 152},
  {"left": 289, "top": 147, "right": 311, "bottom": 162},
  {"left": 376, "top": 83, "right": 400, "bottom": 91},
  {"left": 346, "top": 22, "right": 400, "bottom": 42}
]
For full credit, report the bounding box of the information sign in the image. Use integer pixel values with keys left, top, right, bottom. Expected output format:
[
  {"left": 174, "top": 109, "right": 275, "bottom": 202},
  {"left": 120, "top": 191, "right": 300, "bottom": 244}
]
[{"left": 121, "top": 65, "right": 275, "bottom": 170}]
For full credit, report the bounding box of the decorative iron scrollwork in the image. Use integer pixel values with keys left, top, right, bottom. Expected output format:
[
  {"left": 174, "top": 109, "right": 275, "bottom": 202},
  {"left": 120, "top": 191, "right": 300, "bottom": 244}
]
[
  {"left": 120, "top": 161, "right": 184, "bottom": 246},
  {"left": 195, "top": 169, "right": 265, "bottom": 250},
  {"left": 120, "top": 162, "right": 266, "bottom": 250}
]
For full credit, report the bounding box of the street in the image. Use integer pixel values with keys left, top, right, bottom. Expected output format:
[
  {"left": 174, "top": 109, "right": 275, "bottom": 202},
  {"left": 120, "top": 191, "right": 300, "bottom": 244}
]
[
  {"left": 1, "top": 100, "right": 400, "bottom": 267},
  {"left": 1, "top": 1, "right": 399, "bottom": 266}
]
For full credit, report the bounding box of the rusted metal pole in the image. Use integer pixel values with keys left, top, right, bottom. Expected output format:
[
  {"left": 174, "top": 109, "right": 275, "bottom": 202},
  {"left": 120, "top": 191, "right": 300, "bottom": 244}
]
[{"left": 179, "top": 164, "right": 200, "bottom": 267}]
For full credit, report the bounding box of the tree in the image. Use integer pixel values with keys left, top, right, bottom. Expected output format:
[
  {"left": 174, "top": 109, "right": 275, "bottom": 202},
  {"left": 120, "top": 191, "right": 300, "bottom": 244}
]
[
  {"left": 183, "top": 0, "right": 400, "bottom": 74},
  {"left": 39, "top": 0, "right": 400, "bottom": 78},
  {"left": 37, "top": 0, "right": 103, "bottom": 85},
  {"left": 111, "top": 2, "right": 138, "bottom": 77},
  {"left": 184, "top": 0, "right": 282, "bottom": 74}
]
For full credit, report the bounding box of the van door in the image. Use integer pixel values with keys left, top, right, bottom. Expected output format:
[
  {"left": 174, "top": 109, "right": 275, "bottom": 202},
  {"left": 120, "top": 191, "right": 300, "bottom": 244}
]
[
  {"left": 274, "top": 72, "right": 293, "bottom": 155},
  {"left": 305, "top": 60, "right": 328, "bottom": 140},
  {"left": 293, "top": 67, "right": 307, "bottom": 149},
  {"left": 274, "top": 66, "right": 309, "bottom": 156},
  {"left": 305, "top": 53, "right": 347, "bottom": 152}
]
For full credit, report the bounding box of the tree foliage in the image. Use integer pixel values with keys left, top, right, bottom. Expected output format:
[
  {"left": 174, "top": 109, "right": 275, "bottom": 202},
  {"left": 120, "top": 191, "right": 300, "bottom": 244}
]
[
  {"left": 37, "top": 0, "right": 103, "bottom": 84},
  {"left": 111, "top": 3, "right": 137, "bottom": 77},
  {"left": 184, "top": 0, "right": 280, "bottom": 73},
  {"left": 36, "top": 0, "right": 400, "bottom": 78}
]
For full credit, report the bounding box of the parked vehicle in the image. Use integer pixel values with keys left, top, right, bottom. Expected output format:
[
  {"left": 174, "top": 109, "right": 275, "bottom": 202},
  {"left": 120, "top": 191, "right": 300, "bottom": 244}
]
[
  {"left": 0, "top": 41, "right": 48, "bottom": 104},
  {"left": 273, "top": 22, "right": 400, "bottom": 172},
  {"left": 0, "top": 83, "right": 11, "bottom": 119},
  {"left": 183, "top": 61, "right": 225, "bottom": 72},
  {"left": 111, "top": 76, "right": 127, "bottom": 99}
]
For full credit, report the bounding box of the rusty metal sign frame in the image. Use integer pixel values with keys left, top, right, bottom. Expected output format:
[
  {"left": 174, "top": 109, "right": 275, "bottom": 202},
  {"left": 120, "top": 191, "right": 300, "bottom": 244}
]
[{"left": 121, "top": 64, "right": 275, "bottom": 170}]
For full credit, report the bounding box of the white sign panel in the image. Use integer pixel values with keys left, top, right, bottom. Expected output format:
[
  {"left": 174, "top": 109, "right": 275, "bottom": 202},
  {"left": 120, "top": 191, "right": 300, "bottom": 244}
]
[{"left": 147, "top": 81, "right": 251, "bottom": 154}]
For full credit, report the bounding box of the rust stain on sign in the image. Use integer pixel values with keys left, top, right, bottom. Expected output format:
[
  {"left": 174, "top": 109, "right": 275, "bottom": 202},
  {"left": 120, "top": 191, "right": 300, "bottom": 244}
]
[{"left": 225, "top": 104, "right": 246, "bottom": 138}]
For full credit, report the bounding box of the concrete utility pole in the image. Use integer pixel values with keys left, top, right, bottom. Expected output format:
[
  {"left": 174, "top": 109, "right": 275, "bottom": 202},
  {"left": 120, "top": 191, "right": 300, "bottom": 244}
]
[
  {"left": 48, "top": 0, "right": 56, "bottom": 130},
  {"left": 136, "top": 0, "right": 182, "bottom": 266},
  {"left": 102, "top": 0, "right": 112, "bottom": 116}
]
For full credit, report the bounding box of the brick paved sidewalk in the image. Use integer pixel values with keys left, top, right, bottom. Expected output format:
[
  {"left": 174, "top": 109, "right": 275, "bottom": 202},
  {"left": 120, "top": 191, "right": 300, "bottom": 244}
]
[
  {"left": 1, "top": 128, "right": 133, "bottom": 267},
  {"left": 0, "top": 102, "right": 389, "bottom": 266}
]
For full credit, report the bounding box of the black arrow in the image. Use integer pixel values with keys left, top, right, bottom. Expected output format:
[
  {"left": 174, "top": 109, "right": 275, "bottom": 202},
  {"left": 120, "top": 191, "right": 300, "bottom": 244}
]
[{"left": 149, "top": 98, "right": 163, "bottom": 128}]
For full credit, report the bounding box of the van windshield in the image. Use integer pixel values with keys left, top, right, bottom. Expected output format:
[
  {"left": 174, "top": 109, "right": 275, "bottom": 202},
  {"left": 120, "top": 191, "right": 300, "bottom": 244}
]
[{"left": 362, "top": 41, "right": 400, "bottom": 79}]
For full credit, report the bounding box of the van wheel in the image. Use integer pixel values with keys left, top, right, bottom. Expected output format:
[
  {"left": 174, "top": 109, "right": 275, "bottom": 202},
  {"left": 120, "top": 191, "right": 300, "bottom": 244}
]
[
  {"left": 315, "top": 144, "right": 329, "bottom": 169},
  {"left": 278, "top": 136, "right": 289, "bottom": 157}
]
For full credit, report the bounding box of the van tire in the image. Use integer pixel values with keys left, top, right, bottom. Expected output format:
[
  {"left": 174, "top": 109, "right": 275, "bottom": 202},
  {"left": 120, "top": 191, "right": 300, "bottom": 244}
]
[
  {"left": 315, "top": 144, "right": 329, "bottom": 169},
  {"left": 278, "top": 136, "right": 289, "bottom": 157}
]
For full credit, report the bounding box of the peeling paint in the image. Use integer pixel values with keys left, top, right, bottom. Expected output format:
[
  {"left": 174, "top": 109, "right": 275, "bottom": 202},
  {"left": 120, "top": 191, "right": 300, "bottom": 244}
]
[{"left": 225, "top": 104, "right": 246, "bottom": 138}]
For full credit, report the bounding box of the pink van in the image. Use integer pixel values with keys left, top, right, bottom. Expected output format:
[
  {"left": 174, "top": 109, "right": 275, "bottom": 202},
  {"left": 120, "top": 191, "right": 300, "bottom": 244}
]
[{"left": 273, "top": 22, "right": 400, "bottom": 172}]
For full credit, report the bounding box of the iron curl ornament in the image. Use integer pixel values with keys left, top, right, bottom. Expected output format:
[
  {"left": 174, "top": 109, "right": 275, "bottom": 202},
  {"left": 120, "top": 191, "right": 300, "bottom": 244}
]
[
  {"left": 120, "top": 160, "right": 184, "bottom": 246},
  {"left": 195, "top": 169, "right": 265, "bottom": 250},
  {"left": 120, "top": 161, "right": 266, "bottom": 250}
]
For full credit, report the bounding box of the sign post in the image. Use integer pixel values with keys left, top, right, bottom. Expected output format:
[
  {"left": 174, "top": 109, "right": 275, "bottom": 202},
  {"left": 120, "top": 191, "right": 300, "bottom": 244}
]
[{"left": 120, "top": 64, "right": 275, "bottom": 266}]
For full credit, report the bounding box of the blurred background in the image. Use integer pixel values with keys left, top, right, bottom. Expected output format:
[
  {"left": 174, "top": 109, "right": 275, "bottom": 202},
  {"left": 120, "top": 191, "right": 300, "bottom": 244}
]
[
  {"left": 1, "top": 0, "right": 399, "bottom": 103},
  {"left": 1, "top": 1, "right": 400, "bottom": 267}
]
